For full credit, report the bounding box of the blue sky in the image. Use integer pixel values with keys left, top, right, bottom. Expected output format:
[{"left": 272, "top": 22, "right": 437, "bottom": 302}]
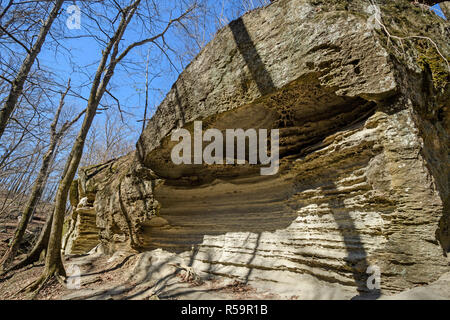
[
  {"left": 36, "top": 0, "right": 259, "bottom": 144},
  {"left": 35, "top": 1, "right": 447, "bottom": 144},
  {"left": 38, "top": 2, "right": 187, "bottom": 136},
  {"left": 431, "top": 3, "right": 446, "bottom": 19}
]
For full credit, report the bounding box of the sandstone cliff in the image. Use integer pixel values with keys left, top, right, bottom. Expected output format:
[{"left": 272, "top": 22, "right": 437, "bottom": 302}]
[{"left": 65, "top": 0, "right": 449, "bottom": 298}]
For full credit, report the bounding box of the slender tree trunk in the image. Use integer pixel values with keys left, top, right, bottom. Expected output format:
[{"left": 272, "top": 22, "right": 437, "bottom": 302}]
[
  {"left": 27, "top": 0, "right": 193, "bottom": 293},
  {"left": 0, "top": 0, "right": 64, "bottom": 139},
  {"left": 0, "top": 139, "right": 58, "bottom": 270},
  {"left": 43, "top": 140, "right": 87, "bottom": 278},
  {"left": 38, "top": 1, "right": 141, "bottom": 285},
  {"left": 0, "top": 81, "right": 78, "bottom": 273},
  {"left": 5, "top": 210, "right": 53, "bottom": 273},
  {"left": 142, "top": 47, "right": 150, "bottom": 134}
]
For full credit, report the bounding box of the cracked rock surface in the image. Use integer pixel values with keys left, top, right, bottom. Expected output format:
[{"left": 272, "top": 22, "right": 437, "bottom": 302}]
[{"left": 65, "top": 0, "right": 449, "bottom": 298}]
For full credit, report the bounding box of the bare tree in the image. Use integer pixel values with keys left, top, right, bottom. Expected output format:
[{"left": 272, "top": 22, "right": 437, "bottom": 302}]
[
  {"left": 0, "top": 80, "right": 85, "bottom": 271},
  {"left": 21, "top": 0, "right": 198, "bottom": 295},
  {"left": 0, "top": 68, "right": 64, "bottom": 219},
  {"left": 0, "top": 0, "right": 64, "bottom": 139},
  {"left": 142, "top": 47, "right": 151, "bottom": 134},
  {"left": 81, "top": 113, "right": 134, "bottom": 167}
]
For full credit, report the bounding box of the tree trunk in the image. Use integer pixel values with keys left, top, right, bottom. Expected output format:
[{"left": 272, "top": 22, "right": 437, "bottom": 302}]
[
  {"left": 43, "top": 138, "right": 88, "bottom": 278},
  {"left": 0, "top": 0, "right": 64, "bottom": 139},
  {"left": 142, "top": 48, "right": 150, "bottom": 134},
  {"left": 38, "top": 1, "right": 141, "bottom": 284},
  {"left": 0, "top": 80, "right": 75, "bottom": 273},
  {"left": 0, "top": 138, "right": 58, "bottom": 270},
  {"left": 7, "top": 209, "right": 53, "bottom": 272},
  {"left": 40, "top": 73, "right": 107, "bottom": 280}
]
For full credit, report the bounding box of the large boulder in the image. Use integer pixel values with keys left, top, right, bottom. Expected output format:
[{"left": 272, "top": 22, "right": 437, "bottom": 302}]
[{"left": 69, "top": 0, "right": 449, "bottom": 297}]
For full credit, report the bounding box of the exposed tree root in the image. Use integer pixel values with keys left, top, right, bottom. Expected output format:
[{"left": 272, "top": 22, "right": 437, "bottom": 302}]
[
  {"left": 169, "top": 263, "right": 203, "bottom": 285},
  {"left": 0, "top": 271, "right": 13, "bottom": 283},
  {"left": 6, "top": 213, "right": 52, "bottom": 273},
  {"left": 0, "top": 247, "right": 14, "bottom": 272},
  {"left": 14, "top": 262, "right": 66, "bottom": 299},
  {"left": 4, "top": 249, "right": 44, "bottom": 275},
  {"left": 0, "top": 263, "right": 35, "bottom": 283}
]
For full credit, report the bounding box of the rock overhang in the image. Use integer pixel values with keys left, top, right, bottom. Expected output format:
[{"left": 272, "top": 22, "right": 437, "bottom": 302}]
[
  {"left": 67, "top": 0, "right": 449, "bottom": 297},
  {"left": 136, "top": 0, "right": 404, "bottom": 168}
]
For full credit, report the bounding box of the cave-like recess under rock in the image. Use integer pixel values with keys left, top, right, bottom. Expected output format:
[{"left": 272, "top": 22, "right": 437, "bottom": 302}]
[{"left": 63, "top": 0, "right": 450, "bottom": 297}]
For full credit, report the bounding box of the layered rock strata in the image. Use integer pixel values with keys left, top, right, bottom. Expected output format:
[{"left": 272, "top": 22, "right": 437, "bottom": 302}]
[{"left": 65, "top": 0, "right": 449, "bottom": 296}]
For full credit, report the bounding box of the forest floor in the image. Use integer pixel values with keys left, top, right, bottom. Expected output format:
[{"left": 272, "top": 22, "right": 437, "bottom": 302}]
[
  {"left": 0, "top": 250, "right": 283, "bottom": 300},
  {"left": 1, "top": 246, "right": 449, "bottom": 300},
  {"left": 1, "top": 216, "right": 449, "bottom": 300},
  {"left": 0, "top": 200, "right": 49, "bottom": 258},
  {"left": 0, "top": 205, "right": 283, "bottom": 300}
]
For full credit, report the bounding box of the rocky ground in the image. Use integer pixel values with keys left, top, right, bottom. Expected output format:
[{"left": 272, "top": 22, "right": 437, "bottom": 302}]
[
  {"left": 0, "top": 248, "right": 283, "bottom": 300},
  {"left": 1, "top": 0, "right": 449, "bottom": 301},
  {"left": 0, "top": 245, "right": 449, "bottom": 300},
  {"left": 0, "top": 203, "right": 49, "bottom": 258},
  {"left": 64, "top": 0, "right": 450, "bottom": 298}
]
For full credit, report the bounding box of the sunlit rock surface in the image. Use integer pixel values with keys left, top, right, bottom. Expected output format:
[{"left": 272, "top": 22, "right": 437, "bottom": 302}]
[{"left": 65, "top": 0, "right": 449, "bottom": 297}]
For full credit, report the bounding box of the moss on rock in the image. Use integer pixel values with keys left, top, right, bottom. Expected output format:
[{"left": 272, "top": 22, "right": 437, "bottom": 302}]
[
  {"left": 69, "top": 179, "right": 79, "bottom": 207},
  {"left": 416, "top": 39, "right": 449, "bottom": 92}
]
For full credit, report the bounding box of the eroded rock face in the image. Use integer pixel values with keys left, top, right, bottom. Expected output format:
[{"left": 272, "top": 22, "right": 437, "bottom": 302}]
[{"left": 68, "top": 0, "right": 449, "bottom": 296}]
